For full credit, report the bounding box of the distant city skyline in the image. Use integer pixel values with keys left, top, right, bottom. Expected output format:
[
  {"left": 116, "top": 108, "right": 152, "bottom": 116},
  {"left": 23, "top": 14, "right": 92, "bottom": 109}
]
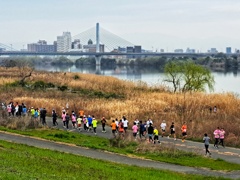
[{"left": 1, "top": 0, "right": 240, "bottom": 52}]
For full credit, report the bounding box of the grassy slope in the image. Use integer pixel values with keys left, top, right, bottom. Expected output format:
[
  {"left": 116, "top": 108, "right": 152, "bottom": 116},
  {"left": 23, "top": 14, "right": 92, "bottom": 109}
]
[
  {"left": 1, "top": 127, "right": 240, "bottom": 171},
  {"left": 0, "top": 140, "right": 225, "bottom": 180}
]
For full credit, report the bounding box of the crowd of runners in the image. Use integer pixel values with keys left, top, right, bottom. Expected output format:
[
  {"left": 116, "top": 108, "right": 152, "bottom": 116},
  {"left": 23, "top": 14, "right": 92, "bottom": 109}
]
[{"left": 1, "top": 102, "right": 226, "bottom": 153}]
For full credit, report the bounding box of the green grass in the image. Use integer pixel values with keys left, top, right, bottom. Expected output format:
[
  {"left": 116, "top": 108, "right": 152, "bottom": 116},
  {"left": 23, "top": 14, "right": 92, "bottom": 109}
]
[
  {"left": 0, "top": 126, "right": 240, "bottom": 171},
  {"left": 0, "top": 140, "right": 225, "bottom": 180}
]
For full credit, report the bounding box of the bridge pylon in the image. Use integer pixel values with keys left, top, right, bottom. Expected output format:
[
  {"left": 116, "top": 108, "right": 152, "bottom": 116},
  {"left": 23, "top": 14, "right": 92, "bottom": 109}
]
[{"left": 95, "top": 22, "right": 102, "bottom": 73}]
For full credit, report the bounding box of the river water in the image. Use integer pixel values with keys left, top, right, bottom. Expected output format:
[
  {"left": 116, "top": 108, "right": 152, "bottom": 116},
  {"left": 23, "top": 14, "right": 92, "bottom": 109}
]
[{"left": 35, "top": 64, "right": 240, "bottom": 94}]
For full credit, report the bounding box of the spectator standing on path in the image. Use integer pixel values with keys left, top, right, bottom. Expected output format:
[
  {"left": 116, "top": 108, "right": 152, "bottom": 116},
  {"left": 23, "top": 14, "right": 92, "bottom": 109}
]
[
  {"left": 148, "top": 123, "right": 154, "bottom": 143},
  {"left": 213, "top": 127, "right": 220, "bottom": 148},
  {"left": 52, "top": 110, "right": 58, "bottom": 126},
  {"left": 181, "top": 122, "right": 187, "bottom": 142},
  {"left": 123, "top": 116, "right": 128, "bottom": 133},
  {"left": 160, "top": 120, "right": 167, "bottom": 137},
  {"left": 219, "top": 128, "right": 225, "bottom": 148},
  {"left": 132, "top": 122, "right": 138, "bottom": 140},
  {"left": 153, "top": 127, "right": 161, "bottom": 144},
  {"left": 101, "top": 117, "right": 107, "bottom": 133},
  {"left": 111, "top": 120, "right": 117, "bottom": 138},
  {"left": 203, "top": 133, "right": 211, "bottom": 156},
  {"left": 92, "top": 117, "right": 98, "bottom": 135}
]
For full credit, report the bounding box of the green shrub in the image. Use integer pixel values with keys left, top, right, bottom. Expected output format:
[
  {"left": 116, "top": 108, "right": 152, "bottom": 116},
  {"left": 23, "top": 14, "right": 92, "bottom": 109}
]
[{"left": 58, "top": 85, "right": 68, "bottom": 91}]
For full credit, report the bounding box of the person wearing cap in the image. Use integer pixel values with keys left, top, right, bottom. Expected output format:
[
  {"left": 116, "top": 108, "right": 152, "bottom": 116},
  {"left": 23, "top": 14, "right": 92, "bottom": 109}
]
[{"left": 160, "top": 120, "right": 167, "bottom": 137}]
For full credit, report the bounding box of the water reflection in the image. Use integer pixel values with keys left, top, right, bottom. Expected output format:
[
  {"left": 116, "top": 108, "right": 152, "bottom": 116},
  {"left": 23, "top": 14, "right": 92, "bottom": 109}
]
[{"left": 35, "top": 64, "right": 240, "bottom": 93}]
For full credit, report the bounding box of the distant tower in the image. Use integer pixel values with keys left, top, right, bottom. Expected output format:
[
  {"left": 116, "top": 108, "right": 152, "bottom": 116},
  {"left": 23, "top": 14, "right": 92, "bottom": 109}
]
[
  {"left": 96, "top": 22, "right": 100, "bottom": 53},
  {"left": 95, "top": 22, "right": 101, "bottom": 69}
]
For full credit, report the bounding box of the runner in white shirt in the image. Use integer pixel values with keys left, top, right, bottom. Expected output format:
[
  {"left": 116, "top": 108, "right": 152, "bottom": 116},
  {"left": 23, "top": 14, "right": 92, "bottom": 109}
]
[
  {"left": 123, "top": 117, "right": 128, "bottom": 133},
  {"left": 160, "top": 120, "right": 167, "bottom": 137}
]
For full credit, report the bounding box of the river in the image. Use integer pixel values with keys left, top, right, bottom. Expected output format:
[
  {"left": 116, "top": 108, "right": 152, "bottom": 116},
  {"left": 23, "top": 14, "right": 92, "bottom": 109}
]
[{"left": 35, "top": 64, "right": 240, "bottom": 94}]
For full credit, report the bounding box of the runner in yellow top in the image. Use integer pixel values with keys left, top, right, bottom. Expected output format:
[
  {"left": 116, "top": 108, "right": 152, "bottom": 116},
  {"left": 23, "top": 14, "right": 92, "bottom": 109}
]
[
  {"left": 92, "top": 116, "right": 98, "bottom": 135},
  {"left": 153, "top": 127, "right": 161, "bottom": 144}
]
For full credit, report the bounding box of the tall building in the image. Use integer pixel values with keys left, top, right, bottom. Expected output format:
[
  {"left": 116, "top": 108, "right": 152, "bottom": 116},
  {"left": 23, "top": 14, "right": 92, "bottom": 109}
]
[
  {"left": 27, "top": 40, "right": 56, "bottom": 53},
  {"left": 57, "top": 32, "right": 72, "bottom": 52},
  {"left": 208, "top": 48, "right": 218, "bottom": 53},
  {"left": 226, "top": 47, "right": 232, "bottom": 54}
]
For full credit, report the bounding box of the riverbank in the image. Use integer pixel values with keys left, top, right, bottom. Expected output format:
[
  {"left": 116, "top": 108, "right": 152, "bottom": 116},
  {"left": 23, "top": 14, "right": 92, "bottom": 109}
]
[{"left": 0, "top": 67, "right": 240, "bottom": 146}]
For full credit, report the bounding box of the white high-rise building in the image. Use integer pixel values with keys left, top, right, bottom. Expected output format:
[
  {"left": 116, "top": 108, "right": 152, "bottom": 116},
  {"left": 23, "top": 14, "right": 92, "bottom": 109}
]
[{"left": 57, "top": 32, "right": 72, "bottom": 52}]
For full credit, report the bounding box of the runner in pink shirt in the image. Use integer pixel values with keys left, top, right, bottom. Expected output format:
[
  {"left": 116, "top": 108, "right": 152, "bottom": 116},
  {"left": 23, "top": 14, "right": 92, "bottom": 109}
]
[
  {"left": 219, "top": 128, "right": 225, "bottom": 148},
  {"left": 132, "top": 122, "right": 138, "bottom": 140},
  {"left": 213, "top": 127, "right": 220, "bottom": 148}
]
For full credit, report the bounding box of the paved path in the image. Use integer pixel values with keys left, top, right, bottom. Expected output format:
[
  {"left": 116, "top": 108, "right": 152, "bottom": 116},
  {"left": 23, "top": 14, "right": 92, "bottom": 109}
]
[
  {"left": 0, "top": 131, "right": 240, "bottom": 179},
  {"left": 1, "top": 117, "right": 240, "bottom": 179},
  {"left": 45, "top": 117, "right": 240, "bottom": 165}
]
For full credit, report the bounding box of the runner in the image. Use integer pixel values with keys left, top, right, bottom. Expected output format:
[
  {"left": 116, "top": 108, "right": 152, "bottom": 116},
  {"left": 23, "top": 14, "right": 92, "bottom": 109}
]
[
  {"left": 83, "top": 115, "right": 88, "bottom": 131},
  {"left": 65, "top": 113, "right": 70, "bottom": 129},
  {"left": 147, "top": 123, "right": 154, "bottom": 143},
  {"left": 79, "top": 109, "right": 84, "bottom": 118},
  {"left": 203, "top": 133, "right": 211, "bottom": 156},
  {"left": 111, "top": 120, "right": 117, "bottom": 138},
  {"left": 101, "top": 117, "right": 107, "bottom": 133},
  {"left": 181, "top": 122, "right": 187, "bottom": 142},
  {"left": 160, "top": 120, "right": 167, "bottom": 137},
  {"left": 118, "top": 120, "right": 124, "bottom": 139},
  {"left": 168, "top": 122, "right": 176, "bottom": 140},
  {"left": 41, "top": 108, "right": 47, "bottom": 125},
  {"left": 71, "top": 111, "right": 77, "bottom": 129},
  {"left": 213, "top": 127, "right": 220, "bottom": 148},
  {"left": 132, "top": 122, "right": 138, "bottom": 140},
  {"left": 87, "top": 115, "right": 93, "bottom": 132},
  {"left": 219, "top": 128, "right": 225, "bottom": 148},
  {"left": 77, "top": 116, "right": 82, "bottom": 132},
  {"left": 139, "top": 121, "right": 146, "bottom": 140},
  {"left": 62, "top": 111, "right": 66, "bottom": 127},
  {"left": 52, "top": 109, "right": 58, "bottom": 126},
  {"left": 153, "top": 127, "right": 161, "bottom": 144},
  {"left": 123, "top": 116, "right": 128, "bottom": 133},
  {"left": 115, "top": 118, "right": 119, "bottom": 132},
  {"left": 92, "top": 117, "right": 98, "bottom": 135}
]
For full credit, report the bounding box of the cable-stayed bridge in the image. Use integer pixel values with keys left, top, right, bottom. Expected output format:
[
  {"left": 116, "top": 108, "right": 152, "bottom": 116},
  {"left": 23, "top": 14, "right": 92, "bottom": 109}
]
[{"left": 0, "top": 23, "right": 237, "bottom": 60}]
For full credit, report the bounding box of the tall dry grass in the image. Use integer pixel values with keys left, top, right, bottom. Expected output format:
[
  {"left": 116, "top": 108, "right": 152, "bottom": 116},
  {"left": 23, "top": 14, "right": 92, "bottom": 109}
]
[{"left": 0, "top": 67, "right": 240, "bottom": 146}]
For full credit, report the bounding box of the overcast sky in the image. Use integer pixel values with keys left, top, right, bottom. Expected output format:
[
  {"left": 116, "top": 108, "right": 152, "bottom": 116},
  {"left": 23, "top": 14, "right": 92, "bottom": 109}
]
[{"left": 1, "top": 0, "right": 240, "bottom": 52}]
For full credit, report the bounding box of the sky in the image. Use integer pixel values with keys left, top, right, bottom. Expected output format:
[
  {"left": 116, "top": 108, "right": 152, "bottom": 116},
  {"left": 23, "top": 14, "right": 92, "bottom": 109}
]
[{"left": 1, "top": 0, "right": 240, "bottom": 52}]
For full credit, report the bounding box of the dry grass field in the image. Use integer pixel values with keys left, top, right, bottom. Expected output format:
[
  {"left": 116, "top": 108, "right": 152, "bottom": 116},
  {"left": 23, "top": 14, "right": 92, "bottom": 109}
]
[{"left": 0, "top": 67, "right": 240, "bottom": 146}]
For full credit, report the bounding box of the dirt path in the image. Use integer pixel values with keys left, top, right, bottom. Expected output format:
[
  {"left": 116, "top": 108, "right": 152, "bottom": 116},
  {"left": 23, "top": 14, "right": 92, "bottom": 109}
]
[{"left": 0, "top": 131, "right": 240, "bottom": 179}]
